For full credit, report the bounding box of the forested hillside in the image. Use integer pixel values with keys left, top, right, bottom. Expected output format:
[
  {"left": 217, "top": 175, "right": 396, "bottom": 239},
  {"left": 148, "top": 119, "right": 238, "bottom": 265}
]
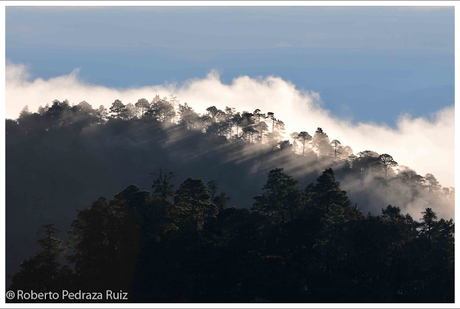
[{"left": 6, "top": 97, "right": 454, "bottom": 302}]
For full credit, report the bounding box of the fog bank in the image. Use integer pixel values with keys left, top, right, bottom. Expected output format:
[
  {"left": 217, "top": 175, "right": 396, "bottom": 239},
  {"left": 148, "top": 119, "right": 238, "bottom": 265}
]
[{"left": 6, "top": 62, "right": 454, "bottom": 187}]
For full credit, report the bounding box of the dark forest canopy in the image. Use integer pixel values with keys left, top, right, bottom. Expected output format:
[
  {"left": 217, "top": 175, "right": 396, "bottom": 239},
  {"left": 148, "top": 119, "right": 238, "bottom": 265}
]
[
  {"left": 6, "top": 96, "right": 454, "bottom": 303},
  {"left": 8, "top": 169, "right": 454, "bottom": 302}
]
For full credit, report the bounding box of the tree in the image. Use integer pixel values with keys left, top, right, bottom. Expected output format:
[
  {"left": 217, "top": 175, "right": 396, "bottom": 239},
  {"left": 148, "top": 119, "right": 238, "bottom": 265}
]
[
  {"left": 354, "top": 150, "right": 381, "bottom": 173},
  {"left": 242, "top": 126, "right": 258, "bottom": 143},
  {"left": 378, "top": 154, "right": 398, "bottom": 179},
  {"left": 19, "top": 105, "right": 31, "bottom": 119},
  {"left": 381, "top": 204, "right": 403, "bottom": 222},
  {"left": 424, "top": 173, "right": 441, "bottom": 193},
  {"left": 290, "top": 132, "right": 299, "bottom": 152},
  {"left": 297, "top": 131, "right": 312, "bottom": 156},
  {"left": 278, "top": 140, "right": 292, "bottom": 150},
  {"left": 420, "top": 208, "right": 437, "bottom": 240},
  {"left": 178, "top": 103, "right": 201, "bottom": 130},
  {"left": 305, "top": 169, "right": 359, "bottom": 291},
  {"left": 240, "top": 111, "right": 255, "bottom": 128},
  {"left": 207, "top": 180, "right": 230, "bottom": 211},
  {"left": 169, "top": 94, "right": 179, "bottom": 109},
  {"left": 255, "top": 121, "right": 269, "bottom": 143},
  {"left": 68, "top": 101, "right": 98, "bottom": 128},
  {"left": 204, "top": 106, "right": 228, "bottom": 136},
  {"left": 239, "top": 112, "right": 256, "bottom": 143},
  {"left": 338, "top": 145, "right": 354, "bottom": 159},
  {"left": 68, "top": 197, "right": 113, "bottom": 290},
  {"left": 45, "top": 99, "right": 72, "bottom": 127},
  {"left": 109, "top": 99, "right": 126, "bottom": 119},
  {"left": 265, "top": 119, "right": 285, "bottom": 146},
  {"left": 312, "top": 127, "right": 333, "bottom": 156},
  {"left": 10, "top": 224, "right": 69, "bottom": 292},
  {"left": 36, "top": 224, "right": 67, "bottom": 288},
  {"left": 68, "top": 192, "right": 141, "bottom": 293},
  {"left": 6, "top": 119, "right": 21, "bottom": 136},
  {"left": 135, "top": 98, "right": 150, "bottom": 118},
  {"left": 252, "top": 168, "right": 302, "bottom": 226},
  {"left": 306, "top": 168, "right": 351, "bottom": 214},
  {"left": 231, "top": 112, "right": 243, "bottom": 138},
  {"left": 253, "top": 108, "right": 265, "bottom": 125},
  {"left": 172, "top": 178, "right": 216, "bottom": 229},
  {"left": 37, "top": 105, "right": 48, "bottom": 115},
  {"left": 224, "top": 107, "right": 236, "bottom": 138},
  {"left": 151, "top": 169, "right": 176, "bottom": 200},
  {"left": 330, "top": 139, "right": 341, "bottom": 157},
  {"left": 76, "top": 101, "right": 94, "bottom": 114},
  {"left": 95, "top": 105, "right": 109, "bottom": 123},
  {"left": 147, "top": 99, "right": 176, "bottom": 123},
  {"left": 124, "top": 103, "right": 138, "bottom": 120},
  {"left": 151, "top": 95, "right": 161, "bottom": 104},
  {"left": 274, "top": 119, "right": 286, "bottom": 136},
  {"left": 206, "top": 106, "right": 219, "bottom": 122},
  {"left": 357, "top": 150, "right": 379, "bottom": 158},
  {"left": 267, "top": 112, "right": 275, "bottom": 132}
]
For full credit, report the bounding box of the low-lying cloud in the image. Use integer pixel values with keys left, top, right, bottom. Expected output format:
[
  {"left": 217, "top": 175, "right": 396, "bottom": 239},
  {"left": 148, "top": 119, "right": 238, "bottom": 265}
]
[{"left": 5, "top": 62, "right": 454, "bottom": 187}]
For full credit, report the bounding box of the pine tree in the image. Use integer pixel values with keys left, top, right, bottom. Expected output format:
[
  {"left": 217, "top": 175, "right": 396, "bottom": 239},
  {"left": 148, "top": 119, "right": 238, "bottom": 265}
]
[
  {"left": 10, "top": 224, "right": 68, "bottom": 292},
  {"left": 172, "top": 178, "right": 216, "bottom": 229}
]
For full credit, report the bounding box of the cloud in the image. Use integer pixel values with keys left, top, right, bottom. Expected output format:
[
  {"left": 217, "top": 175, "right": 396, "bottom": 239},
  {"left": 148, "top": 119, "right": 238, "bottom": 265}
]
[
  {"left": 276, "top": 41, "right": 291, "bottom": 47},
  {"left": 5, "top": 62, "right": 454, "bottom": 187}
]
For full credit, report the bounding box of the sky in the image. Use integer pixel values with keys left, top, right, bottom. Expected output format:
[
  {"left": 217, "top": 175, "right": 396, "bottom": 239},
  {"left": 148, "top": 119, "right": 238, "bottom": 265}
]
[{"left": 4, "top": 5, "right": 455, "bottom": 187}]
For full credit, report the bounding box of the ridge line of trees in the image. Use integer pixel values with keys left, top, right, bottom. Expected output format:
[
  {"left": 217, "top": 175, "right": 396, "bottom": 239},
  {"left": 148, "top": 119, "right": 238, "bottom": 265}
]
[{"left": 7, "top": 96, "right": 454, "bottom": 197}]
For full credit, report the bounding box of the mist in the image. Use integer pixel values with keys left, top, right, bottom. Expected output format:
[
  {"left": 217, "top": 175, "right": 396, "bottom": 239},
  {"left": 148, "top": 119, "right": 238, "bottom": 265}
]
[{"left": 5, "top": 61, "right": 454, "bottom": 188}]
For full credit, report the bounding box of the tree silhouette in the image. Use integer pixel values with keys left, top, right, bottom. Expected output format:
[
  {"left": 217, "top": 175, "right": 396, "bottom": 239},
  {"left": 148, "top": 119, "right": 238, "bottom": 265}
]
[
  {"left": 135, "top": 98, "right": 150, "bottom": 118},
  {"left": 424, "top": 173, "right": 441, "bottom": 193},
  {"left": 19, "top": 105, "right": 31, "bottom": 119},
  {"left": 178, "top": 103, "right": 201, "bottom": 130},
  {"left": 297, "top": 131, "right": 312, "bottom": 156},
  {"left": 252, "top": 168, "right": 302, "bottom": 226},
  {"left": 378, "top": 154, "right": 398, "bottom": 179},
  {"left": 231, "top": 112, "right": 243, "bottom": 138},
  {"left": 420, "top": 208, "right": 437, "bottom": 240},
  {"left": 7, "top": 173, "right": 455, "bottom": 302},
  {"left": 255, "top": 121, "right": 269, "bottom": 143},
  {"left": 147, "top": 99, "right": 176, "bottom": 123},
  {"left": 172, "top": 177, "right": 216, "bottom": 229},
  {"left": 312, "top": 127, "right": 333, "bottom": 156},
  {"left": 109, "top": 99, "right": 126, "bottom": 119},
  {"left": 330, "top": 139, "right": 341, "bottom": 157},
  {"left": 267, "top": 112, "right": 275, "bottom": 132},
  {"left": 152, "top": 168, "right": 176, "bottom": 200},
  {"left": 354, "top": 150, "right": 381, "bottom": 173},
  {"left": 67, "top": 192, "right": 141, "bottom": 293},
  {"left": 9, "top": 224, "right": 69, "bottom": 292},
  {"left": 96, "top": 105, "right": 109, "bottom": 123},
  {"left": 306, "top": 168, "right": 351, "bottom": 213},
  {"left": 124, "top": 103, "right": 138, "bottom": 120}
]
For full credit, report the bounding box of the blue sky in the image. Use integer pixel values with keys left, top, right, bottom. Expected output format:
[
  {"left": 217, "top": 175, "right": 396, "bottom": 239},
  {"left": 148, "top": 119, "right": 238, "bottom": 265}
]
[{"left": 6, "top": 6, "right": 454, "bottom": 126}]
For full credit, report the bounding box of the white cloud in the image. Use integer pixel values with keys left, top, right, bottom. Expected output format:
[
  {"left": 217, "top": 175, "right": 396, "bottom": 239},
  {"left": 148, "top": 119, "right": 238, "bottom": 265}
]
[{"left": 5, "top": 62, "right": 454, "bottom": 187}]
